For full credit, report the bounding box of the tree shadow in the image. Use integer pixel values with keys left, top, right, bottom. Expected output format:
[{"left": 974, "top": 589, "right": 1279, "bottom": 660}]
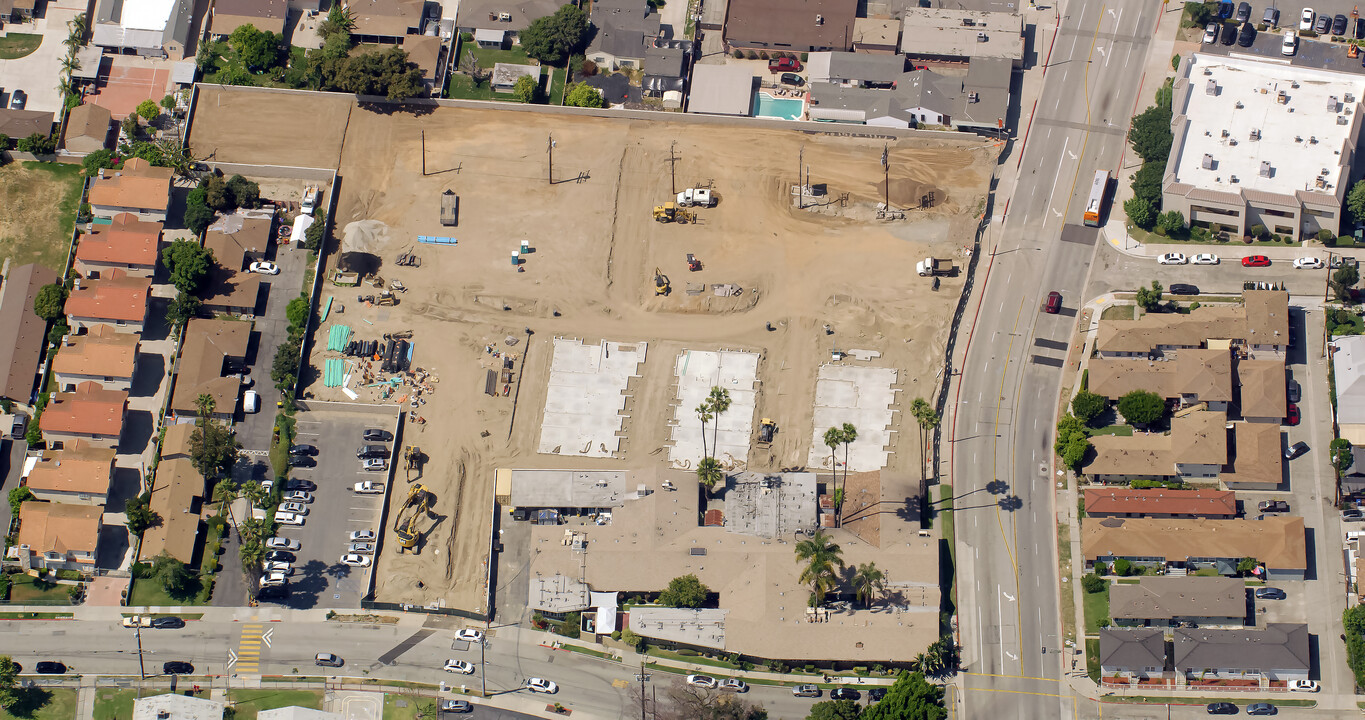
[{"left": 5, "top": 687, "right": 53, "bottom": 718}]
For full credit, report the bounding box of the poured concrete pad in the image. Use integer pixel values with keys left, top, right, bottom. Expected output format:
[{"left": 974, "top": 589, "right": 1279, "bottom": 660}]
[
  {"left": 806, "top": 364, "right": 898, "bottom": 472},
  {"left": 667, "top": 349, "right": 760, "bottom": 469},
  {"left": 538, "top": 338, "right": 647, "bottom": 458}
]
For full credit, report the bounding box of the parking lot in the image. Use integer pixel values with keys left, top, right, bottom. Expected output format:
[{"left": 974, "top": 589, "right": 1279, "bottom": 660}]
[
  {"left": 261, "top": 408, "right": 400, "bottom": 609},
  {"left": 1198, "top": 1, "right": 1365, "bottom": 75}
]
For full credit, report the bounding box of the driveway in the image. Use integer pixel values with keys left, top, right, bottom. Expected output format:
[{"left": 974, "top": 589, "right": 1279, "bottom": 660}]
[
  {"left": 0, "top": 5, "right": 81, "bottom": 114},
  {"left": 234, "top": 236, "right": 309, "bottom": 455}
]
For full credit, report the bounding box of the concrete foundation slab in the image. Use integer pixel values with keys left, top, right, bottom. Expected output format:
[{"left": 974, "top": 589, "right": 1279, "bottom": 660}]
[
  {"left": 538, "top": 338, "right": 646, "bottom": 458},
  {"left": 806, "top": 364, "right": 899, "bottom": 472},
  {"left": 667, "top": 349, "right": 760, "bottom": 469}
]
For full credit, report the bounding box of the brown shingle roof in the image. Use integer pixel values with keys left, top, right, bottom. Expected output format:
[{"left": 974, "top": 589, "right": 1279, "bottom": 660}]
[
  {"left": 16, "top": 501, "right": 102, "bottom": 555},
  {"left": 63, "top": 269, "right": 151, "bottom": 323},
  {"left": 161, "top": 422, "right": 195, "bottom": 459},
  {"left": 39, "top": 381, "right": 128, "bottom": 438},
  {"left": 86, "top": 158, "right": 173, "bottom": 213},
  {"left": 1236, "top": 358, "right": 1287, "bottom": 419},
  {"left": 1089, "top": 348, "right": 1232, "bottom": 401},
  {"left": 1083, "top": 487, "right": 1237, "bottom": 518},
  {"left": 1096, "top": 305, "right": 1245, "bottom": 354},
  {"left": 139, "top": 457, "right": 202, "bottom": 563},
  {"left": 0, "top": 263, "right": 59, "bottom": 401},
  {"left": 24, "top": 441, "right": 116, "bottom": 496},
  {"left": 1243, "top": 290, "right": 1290, "bottom": 346},
  {"left": 75, "top": 213, "right": 162, "bottom": 268},
  {"left": 1082, "top": 516, "right": 1307, "bottom": 572},
  {"left": 0, "top": 108, "right": 54, "bottom": 139},
  {"left": 170, "top": 318, "right": 250, "bottom": 416},
  {"left": 348, "top": 0, "right": 423, "bottom": 37},
  {"left": 724, "top": 0, "right": 857, "bottom": 50},
  {"left": 1109, "top": 576, "right": 1245, "bottom": 621},
  {"left": 404, "top": 34, "right": 442, "bottom": 79},
  {"left": 52, "top": 324, "right": 139, "bottom": 380},
  {"left": 64, "top": 103, "right": 112, "bottom": 148},
  {"left": 1087, "top": 411, "right": 1228, "bottom": 476},
  {"left": 210, "top": 0, "right": 287, "bottom": 35},
  {"left": 1223, "top": 421, "right": 1283, "bottom": 487}
]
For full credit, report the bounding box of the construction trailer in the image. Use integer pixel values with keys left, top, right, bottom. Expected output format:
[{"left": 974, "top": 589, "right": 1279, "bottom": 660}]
[{"left": 441, "top": 190, "right": 459, "bottom": 227}]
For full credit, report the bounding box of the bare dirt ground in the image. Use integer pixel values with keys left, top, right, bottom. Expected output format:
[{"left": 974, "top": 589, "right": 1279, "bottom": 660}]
[
  {"left": 189, "top": 86, "right": 354, "bottom": 168},
  {"left": 191, "top": 90, "right": 997, "bottom": 614}
]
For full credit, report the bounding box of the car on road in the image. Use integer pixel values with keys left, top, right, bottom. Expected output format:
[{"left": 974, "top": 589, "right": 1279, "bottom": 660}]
[
  {"left": 830, "top": 688, "right": 860, "bottom": 701},
  {"left": 1044, "top": 291, "right": 1062, "bottom": 314},
  {"left": 1247, "top": 703, "right": 1276, "bottom": 716},
  {"left": 279, "top": 502, "right": 309, "bottom": 515},
  {"left": 35, "top": 662, "right": 66, "bottom": 674},
  {"left": 286, "top": 479, "right": 316, "bottom": 492},
  {"left": 868, "top": 687, "right": 887, "bottom": 701},
  {"left": 439, "top": 699, "right": 473, "bottom": 713},
  {"left": 363, "top": 428, "right": 391, "bottom": 441},
  {"left": 455, "top": 628, "right": 485, "bottom": 643},
  {"left": 1255, "top": 586, "right": 1287, "bottom": 599},
  {"left": 1284, "top": 441, "right": 1309, "bottom": 460},
  {"left": 1241, "top": 255, "right": 1271, "bottom": 267},
  {"left": 686, "top": 675, "right": 717, "bottom": 689},
  {"left": 1237, "top": 22, "right": 1255, "bottom": 46},
  {"left": 265, "top": 550, "right": 296, "bottom": 563},
  {"left": 315, "top": 653, "right": 344, "bottom": 667},
  {"left": 266, "top": 537, "right": 300, "bottom": 551},
  {"left": 1263, "top": 6, "right": 1279, "bottom": 25},
  {"left": 163, "top": 661, "right": 194, "bottom": 675},
  {"left": 1169, "top": 283, "right": 1199, "bottom": 295},
  {"left": 275, "top": 512, "right": 305, "bottom": 526},
  {"left": 248, "top": 261, "right": 280, "bottom": 275},
  {"left": 363, "top": 457, "right": 388, "bottom": 472},
  {"left": 290, "top": 443, "right": 318, "bottom": 455},
  {"left": 285, "top": 491, "right": 313, "bottom": 503},
  {"left": 354, "top": 481, "right": 384, "bottom": 493},
  {"left": 1285, "top": 403, "right": 1300, "bottom": 426},
  {"left": 1334, "top": 13, "right": 1349, "bottom": 35},
  {"left": 350, "top": 529, "right": 377, "bottom": 542},
  {"left": 341, "top": 553, "right": 371, "bottom": 567},
  {"left": 151, "top": 616, "right": 185, "bottom": 629},
  {"left": 1301, "top": 8, "right": 1315, "bottom": 31},
  {"left": 1344, "top": 508, "right": 1364, "bottom": 522},
  {"left": 779, "top": 72, "right": 804, "bottom": 86},
  {"left": 1191, "top": 253, "right": 1219, "bottom": 265},
  {"left": 1157, "top": 252, "right": 1187, "bottom": 265},
  {"left": 1257, "top": 500, "right": 1289, "bottom": 513},
  {"left": 348, "top": 542, "right": 375, "bottom": 554},
  {"left": 1234, "top": 2, "right": 1250, "bottom": 22},
  {"left": 719, "top": 678, "right": 748, "bottom": 692},
  {"left": 1282, "top": 30, "right": 1298, "bottom": 56},
  {"left": 1204, "top": 22, "right": 1219, "bottom": 43},
  {"left": 444, "top": 659, "right": 475, "bottom": 674},
  {"left": 768, "top": 57, "right": 801, "bottom": 72},
  {"left": 1206, "top": 703, "right": 1238, "bottom": 715},
  {"left": 1289, "top": 679, "right": 1319, "bottom": 692},
  {"left": 793, "top": 685, "right": 821, "bottom": 697},
  {"left": 288, "top": 453, "right": 315, "bottom": 467},
  {"left": 1293, "top": 257, "right": 1324, "bottom": 269},
  {"left": 525, "top": 678, "right": 558, "bottom": 694}
]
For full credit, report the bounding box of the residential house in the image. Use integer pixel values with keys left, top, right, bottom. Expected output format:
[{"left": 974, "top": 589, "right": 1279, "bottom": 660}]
[
  {"left": 1082, "top": 515, "right": 1307, "bottom": 581},
  {"left": 39, "top": 381, "right": 129, "bottom": 449},
  {"left": 0, "top": 263, "right": 58, "bottom": 407},
  {"left": 64, "top": 270, "right": 152, "bottom": 335},
  {"left": 1235, "top": 358, "right": 1287, "bottom": 423},
  {"left": 1333, "top": 335, "right": 1365, "bottom": 444},
  {"left": 805, "top": 62, "right": 1010, "bottom": 131},
  {"left": 1098, "top": 628, "right": 1166, "bottom": 680},
  {"left": 1095, "top": 291, "right": 1289, "bottom": 359},
  {"left": 1243, "top": 291, "right": 1290, "bottom": 357},
  {"left": 851, "top": 17, "right": 899, "bottom": 54},
  {"left": 13, "top": 502, "right": 102, "bottom": 572},
  {"left": 169, "top": 318, "right": 251, "bottom": 421},
  {"left": 161, "top": 421, "right": 195, "bottom": 460},
  {"left": 899, "top": 7, "right": 1024, "bottom": 67},
  {"left": 587, "top": 0, "right": 660, "bottom": 71},
  {"left": 454, "top": 0, "right": 574, "bottom": 35},
  {"left": 403, "top": 34, "right": 444, "bottom": 96},
  {"left": 807, "top": 51, "right": 905, "bottom": 87},
  {"left": 1174, "top": 624, "right": 1309, "bottom": 682},
  {"left": 132, "top": 693, "right": 224, "bottom": 720},
  {"left": 1222, "top": 421, "right": 1284, "bottom": 491},
  {"left": 1087, "top": 348, "right": 1233, "bottom": 411},
  {"left": 0, "top": 109, "right": 55, "bottom": 139},
  {"left": 63, "top": 103, "right": 113, "bottom": 154},
  {"left": 643, "top": 45, "right": 688, "bottom": 104},
  {"left": 209, "top": 0, "right": 288, "bottom": 37},
  {"left": 23, "top": 442, "right": 117, "bottom": 505},
  {"left": 1086, "top": 411, "right": 1227, "bottom": 483},
  {"left": 1082, "top": 487, "right": 1237, "bottom": 520},
  {"left": 492, "top": 63, "right": 541, "bottom": 92},
  {"left": 91, "top": 0, "right": 195, "bottom": 58},
  {"left": 140, "top": 457, "right": 203, "bottom": 564},
  {"left": 0, "top": 0, "right": 37, "bottom": 21},
  {"left": 201, "top": 216, "right": 268, "bottom": 315},
  {"left": 687, "top": 64, "right": 755, "bottom": 116},
  {"left": 52, "top": 325, "right": 140, "bottom": 393},
  {"left": 86, "top": 159, "right": 173, "bottom": 221},
  {"left": 347, "top": 0, "right": 425, "bottom": 43},
  {"left": 722, "top": 0, "right": 857, "bottom": 53},
  {"left": 1109, "top": 576, "right": 1246, "bottom": 628},
  {"left": 74, "top": 213, "right": 162, "bottom": 279}
]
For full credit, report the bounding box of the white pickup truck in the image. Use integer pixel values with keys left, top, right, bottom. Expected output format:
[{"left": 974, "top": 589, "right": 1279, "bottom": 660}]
[
  {"left": 301, "top": 186, "right": 320, "bottom": 215},
  {"left": 676, "top": 188, "right": 716, "bottom": 207},
  {"left": 354, "top": 481, "right": 384, "bottom": 494}
]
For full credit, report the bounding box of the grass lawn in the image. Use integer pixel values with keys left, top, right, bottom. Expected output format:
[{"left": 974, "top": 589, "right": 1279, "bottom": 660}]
[
  {"left": 127, "top": 577, "right": 205, "bottom": 607},
  {"left": 5, "top": 574, "right": 72, "bottom": 605},
  {"left": 382, "top": 693, "right": 438, "bottom": 720},
  {"left": 1331, "top": 311, "right": 1365, "bottom": 337},
  {"left": 0, "top": 33, "right": 42, "bottom": 59},
  {"left": 1085, "top": 639, "right": 1100, "bottom": 682},
  {"left": 1130, "top": 224, "right": 1299, "bottom": 246},
  {"left": 1082, "top": 583, "right": 1110, "bottom": 635},
  {"left": 228, "top": 689, "right": 323, "bottom": 720},
  {"left": 1100, "top": 305, "right": 1134, "bottom": 321},
  {"left": 1089, "top": 424, "right": 1134, "bottom": 437},
  {"left": 93, "top": 689, "right": 195, "bottom": 720},
  {"left": 0, "top": 688, "right": 77, "bottom": 720},
  {"left": 0, "top": 611, "right": 72, "bottom": 618},
  {"left": 546, "top": 66, "right": 567, "bottom": 105},
  {"left": 1058, "top": 523, "right": 1075, "bottom": 644},
  {"left": 0, "top": 161, "right": 84, "bottom": 271},
  {"left": 464, "top": 43, "right": 531, "bottom": 67},
  {"left": 646, "top": 647, "right": 739, "bottom": 670}
]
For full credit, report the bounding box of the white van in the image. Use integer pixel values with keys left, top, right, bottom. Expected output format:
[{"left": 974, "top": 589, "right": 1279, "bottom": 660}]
[{"left": 243, "top": 390, "right": 260, "bottom": 413}]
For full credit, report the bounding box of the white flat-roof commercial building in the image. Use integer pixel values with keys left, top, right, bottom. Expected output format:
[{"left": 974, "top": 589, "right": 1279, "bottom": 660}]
[
  {"left": 1163, "top": 54, "right": 1365, "bottom": 242},
  {"left": 92, "top": 0, "right": 196, "bottom": 59},
  {"left": 899, "top": 8, "right": 1023, "bottom": 67}
]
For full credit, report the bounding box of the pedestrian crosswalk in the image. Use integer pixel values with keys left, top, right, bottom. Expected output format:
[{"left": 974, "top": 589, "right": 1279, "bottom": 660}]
[{"left": 231, "top": 624, "right": 271, "bottom": 674}]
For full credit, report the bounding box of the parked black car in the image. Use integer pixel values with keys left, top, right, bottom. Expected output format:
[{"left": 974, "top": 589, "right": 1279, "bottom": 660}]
[
  {"left": 163, "top": 661, "right": 194, "bottom": 675},
  {"left": 151, "top": 616, "right": 185, "bottom": 629},
  {"left": 1221, "top": 21, "right": 1238, "bottom": 45},
  {"left": 288, "top": 453, "right": 315, "bottom": 467},
  {"left": 357, "top": 444, "right": 389, "bottom": 458},
  {"left": 1237, "top": 22, "right": 1256, "bottom": 47},
  {"left": 1334, "top": 13, "right": 1349, "bottom": 36},
  {"left": 362, "top": 429, "right": 391, "bottom": 442},
  {"left": 285, "top": 479, "right": 316, "bottom": 491},
  {"left": 1247, "top": 702, "right": 1277, "bottom": 716},
  {"left": 1169, "top": 283, "right": 1199, "bottom": 295},
  {"left": 780, "top": 72, "right": 805, "bottom": 87},
  {"left": 1234, "top": 2, "right": 1250, "bottom": 22},
  {"left": 830, "top": 688, "right": 860, "bottom": 701},
  {"left": 265, "top": 550, "right": 296, "bottom": 563},
  {"left": 1206, "top": 703, "right": 1238, "bottom": 715},
  {"left": 1256, "top": 500, "right": 1289, "bottom": 513},
  {"left": 1284, "top": 441, "right": 1308, "bottom": 460},
  {"left": 35, "top": 662, "right": 66, "bottom": 674},
  {"left": 1254, "top": 587, "right": 1287, "bottom": 600},
  {"left": 290, "top": 444, "right": 318, "bottom": 455}
]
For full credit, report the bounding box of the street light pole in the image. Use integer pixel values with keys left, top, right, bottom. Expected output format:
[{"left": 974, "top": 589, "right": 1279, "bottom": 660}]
[
  {"left": 479, "top": 637, "right": 486, "bottom": 697},
  {"left": 135, "top": 624, "right": 146, "bottom": 681}
]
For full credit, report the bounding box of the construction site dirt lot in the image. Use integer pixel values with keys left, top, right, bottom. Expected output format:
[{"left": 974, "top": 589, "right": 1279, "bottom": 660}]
[{"left": 190, "top": 88, "right": 996, "bottom": 615}]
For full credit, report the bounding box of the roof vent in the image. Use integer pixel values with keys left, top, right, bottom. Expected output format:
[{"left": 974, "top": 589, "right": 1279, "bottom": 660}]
[
  {"left": 1230, "top": 175, "right": 1239, "bottom": 183},
  {"left": 1249, "top": 128, "right": 1260, "bottom": 141},
  {"left": 1206, "top": 79, "right": 1218, "bottom": 96},
  {"left": 977, "top": 31, "right": 987, "bottom": 42},
  {"left": 815, "top": 13, "right": 823, "bottom": 25},
  {"left": 1328, "top": 95, "right": 1340, "bottom": 112},
  {"left": 1202, "top": 153, "right": 1215, "bottom": 170},
  {"left": 1259, "top": 161, "right": 1272, "bottom": 178}
]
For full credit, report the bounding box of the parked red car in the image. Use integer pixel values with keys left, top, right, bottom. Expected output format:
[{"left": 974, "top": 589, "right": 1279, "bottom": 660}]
[
  {"left": 768, "top": 57, "right": 802, "bottom": 73},
  {"left": 1241, "top": 255, "right": 1271, "bottom": 267},
  {"left": 1286, "top": 403, "right": 1300, "bottom": 426},
  {"left": 1044, "top": 291, "right": 1062, "bottom": 314}
]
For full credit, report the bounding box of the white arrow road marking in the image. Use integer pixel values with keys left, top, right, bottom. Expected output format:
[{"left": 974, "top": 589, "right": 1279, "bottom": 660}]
[
  {"left": 1003, "top": 592, "right": 1016, "bottom": 602},
  {"left": 261, "top": 629, "right": 273, "bottom": 648},
  {"left": 1006, "top": 651, "right": 1018, "bottom": 661},
  {"left": 227, "top": 650, "right": 237, "bottom": 668}
]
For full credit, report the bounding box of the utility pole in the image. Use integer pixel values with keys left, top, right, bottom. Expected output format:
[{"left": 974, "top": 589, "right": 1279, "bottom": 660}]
[
  {"left": 668, "top": 141, "right": 678, "bottom": 195},
  {"left": 135, "top": 624, "right": 146, "bottom": 681},
  {"left": 881, "top": 143, "right": 890, "bottom": 210},
  {"left": 637, "top": 660, "right": 649, "bottom": 720},
  {"left": 797, "top": 145, "right": 804, "bottom": 209},
  {"left": 547, "top": 134, "right": 555, "bottom": 185},
  {"left": 479, "top": 636, "right": 487, "bottom": 697}
]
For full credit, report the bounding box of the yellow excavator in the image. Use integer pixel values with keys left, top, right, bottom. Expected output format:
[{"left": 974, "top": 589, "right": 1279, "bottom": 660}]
[
  {"left": 654, "top": 267, "right": 670, "bottom": 296},
  {"left": 394, "top": 483, "right": 436, "bottom": 553},
  {"left": 652, "top": 202, "right": 694, "bottom": 224}
]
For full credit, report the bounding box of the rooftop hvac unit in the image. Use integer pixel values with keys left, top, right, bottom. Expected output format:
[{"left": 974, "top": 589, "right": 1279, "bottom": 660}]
[
  {"left": 1259, "top": 161, "right": 1272, "bottom": 178},
  {"left": 962, "top": 18, "right": 976, "bottom": 26},
  {"left": 1235, "top": 101, "right": 1244, "bottom": 108},
  {"left": 689, "top": 547, "right": 707, "bottom": 556},
  {"left": 499, "top": 12, "right": 511, "bottom": 21},
  {"left": 1329, "top": 95, "right": 1339, "bottom": 111},
  {"left": 1230, "top": 175, "right": 1239, "bottom": 183},
  {"left": 977, "top": 31, "right": 987, "bottom": 41},
  {"left": 968, "top": 92, "right": 979, "bottom": 103},
  {"left": 1221, "top": 129, "right": 1229, "bottom": 138},
  {"left": 1340, "top": 116, "right": 1350, "bottom": 125},
  {"left": 815, "top": 13, "right": 823, "bottom": 24},
  {"left": 1202, "top": 153, "right": 1215, "bottom": 169},
  {"left": 1249, "top": 128, "right": 1260, "bottom": 141},
  {"left": 1206, "top": 79, "right": 1217, "bottom": 96}
]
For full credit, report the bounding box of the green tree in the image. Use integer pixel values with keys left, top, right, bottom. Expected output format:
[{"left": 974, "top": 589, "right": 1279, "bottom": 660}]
[
  {"left": 910, "top": 397, "right": 938, "bottom": 504},
  {"left": 183, "top": 186, "right": 216, "bottom": 235},
  {"left": 1135, "top": 280, "right": 1164, "bottom": 312},
  {"left": 32, "top": 282, "right": 66, "bottom": 320},
  {"left": 1333, "top": 437, "right": 1355, "bottom": 473},
  {"left": 696, "top": 455, "right": 723, "bottom": 491},
  {"left": 160, "top": 94, "right": 177, "bottom": 112},
  {"left": 861, "top": 671, "right": 946, "bottom": 720},
  {"left": 211, "top": 478, "right": 240, "bottom": 539},
  {"left": 1349, "top": 179, "right": 1365, "bottom": 225},
  {"left": 520, "top": 4, "right": 589, "bottom": 65},
  {"left": 1123, "top": 196, "right": 1157, "bottom": 230},
  {"left": 1082, "top": 573, "right": 1108, "bottom": 594},
  {"left": 1054, "top": 413, "right": 1091, "bottom": 472},
  {"left": 16, "top": 132, "right": 55, "bottom": 154},
  {"left": 153, "top": 553, "right": 198, "bottom": 599},
  {"left": 203, "top": 174, "right": 233, "bottom": 210},
  {"left": 272, "top": 340, "right": 301, "bottom": 389},
  {"left": 512, "top": 73, "right": 541, "bottom": 103},
  {"left": 136, "top": 99, "right": 160, "bottom": 123},
  {"left": 82, "top": 148, "right": 120, "bottom": 175},
  {"left": 1346, "top": 604, "right": 1365, "bottom": 686},
  {"left": 696, "top": 401, "right": 714, "bottom": 460},
  {"left": 316, "top": 3, "right": 356, "bottom": 41},
  {"left": 658, "top": 574, "right": 710, "bottom": 608},
  {"left": 620, "top": 628, "right": 644, "bottom": 651},
  {"left": 1070, "top": 390, "right": 1107, "bottom": 424},
  {"left": 124, "top": 491, "right": 158, "bottom": 536},
  {"left": 708, "top": 387, "right": 733, "bottom": 464},
  {"left": 190, "top": 395, "right": 242, "bottom": 481},
  {"left": 8, "top": 487, "right": 33, "bottom": 519},
  {"left": 230, "top": 24, "right": 281, "bottom": 70},
  {"left": 1156, "top": 210, "right": 1185, "bottom": 236},
  {"left": 286, "top": 295, "right": 310, "bottom": 328},
  {"left": 822, "top": 425, "right": 844, "bottom": 522},
  {"left": 1117, "top": 389, "right": 1166, "bottom": 426},
  {"left": 24, "top": 392, "right": 46, "bottom": 446},
  {"left": 165, "top": 292, "right": 201, "bottom": 328},
  {"left": 227, "top": 174, "right": 260, "bottom": 208},
  {"left": 1128, "top": 101, "right": 1173, "bottom": 165},
  {"left": 304, "top": 214, "right": 328, "bottom": 250},
  {"left": 1186, "top": 1, "right": 1213, "bottom": 27},
  {"left": 0, "top": 655, "right": 19, "bottom": 711},
  {"left": 795, "top": 530, "right": 844, "bottom": 606},
  {"left": 120, "top": 114, "right": 140, "bottom": 140},
  {"left": 852, "top": 561, "right": 886, "bottom": 606},
  {"left": 161, "top": 239, "right": 215, "bottom": 295},
  {"left": 565, "top": 82, "right": 605, "bottom": 108},
  {"left": 806, "top": 699, "right": 862, "bottom": 720},
  {"left": 1333, "top": 265, "right": 1359, "bottom": 301},
  {"left": 1112, "top": 558, "right": 1132, "bottom": 576},
  {"left": 1237, "top": 556, "right": 1258, "bottom": 575}
]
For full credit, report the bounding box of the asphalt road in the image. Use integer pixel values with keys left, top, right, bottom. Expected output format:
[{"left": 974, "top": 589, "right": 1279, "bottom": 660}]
[{"left": 950, "top": 0, "right": 1159, "bottom": 717}]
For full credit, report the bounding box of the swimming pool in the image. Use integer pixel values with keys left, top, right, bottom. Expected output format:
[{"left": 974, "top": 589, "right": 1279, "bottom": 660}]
[{"left": 752, "top": 92, "right": 804, "bottom": 121}]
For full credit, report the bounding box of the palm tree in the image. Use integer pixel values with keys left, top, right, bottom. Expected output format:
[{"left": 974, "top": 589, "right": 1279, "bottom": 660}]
[
  {"left": 795, "top": 530, "right": 844, "bottom": 605},
  {"left": 838, "top": 422, "right": 857, "bottom": 521},
  {"left": 695, "top": 401, "right": 713, "bottom": 462},
  {"left": 55, "top": 77, "right": 73, "bottom": 100},
  {"left": 910, "top": 398, "right": 940, "bottom": 508},
  {"left": 696, "top": 456, "right": 723, "bottom": 493},
  {"left": 852, "top": 562, "right": 886, "bottom": 607},
  {"left": 211, "top": 479, "right": 240, "bottom": 539},
  {"left": 240, "top": 480, "right": 269, "bottom": 511},
  {"left": 59, "top": 54, "right": 78, "bottom": 75},
  {"left": 707, "top": 386, "right": 731, "bottom": 459}
]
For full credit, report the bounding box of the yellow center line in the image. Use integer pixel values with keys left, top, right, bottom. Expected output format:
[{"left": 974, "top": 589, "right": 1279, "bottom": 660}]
[
  {"left": 992, "top": 296, "right": 1029, "bottom": 663},
  {"left": 968, "top": 687, "right": 1070, "bottom": 699},
  {"left": 1061, "top": 5, "right": 1106, "bottom": 223},
  {"left": 963, "top": 671, "right": 1060, "bottom": 683}
]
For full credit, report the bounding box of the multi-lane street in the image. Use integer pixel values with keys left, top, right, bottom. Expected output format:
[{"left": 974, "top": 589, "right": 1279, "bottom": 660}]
[{"left": 950, "top": 1, "right": 1160, "bottom": 717}]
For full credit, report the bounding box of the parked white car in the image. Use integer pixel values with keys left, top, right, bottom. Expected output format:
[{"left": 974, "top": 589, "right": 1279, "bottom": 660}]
[
  {"left": 1190, "top": 253, "right": 1219, "bottom": 265},
  {"left": 341, "top": 553, "right": 371, "bottom": 567},
  {"left": 444, "top": 659, "right": 475, "bottom": 674},
  {"left": 1293, "top": 257, "right": 1323, "bottom": 269},
  {"left": 686, "top": 675, "right": 718, "bottom": 689},
  {"left": 266, "top": 537, "right": 299, "bottom": 551},
  {"left": 1290, "top": 679, "right": 1319, "bottom": 692},
  {"left": 263, "top": 561, "right": 294, "bottom": 576},
  {"left": 249, "top": 261, "right": 280, "bottom": 275},
  {"left": 275, "top": 512, "right": 304, "bottom": 526},
  {"left": 349, "top": 530, "right": 377, "bottom": 542},
  {"left": 1157, "top": 252, "right": 1187, "bottom": 265},
  {"left": 1300, "top": 7, "right": 1315, "bottom": 31},
  {"left": 363, "top": 457, "right": 388, "bottom": 472},
  {"left": 455, "top": 628, "right": 485, "bottom": 643},
  {"left": 1204, "top": 22, "right": 1219, "bottom": 43},
  {"left": 1282, "top": 30, "right": 1298, "bottom": 56},
  {"left": 279, "top": 502, "right": 309, "bottom": 515}
]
